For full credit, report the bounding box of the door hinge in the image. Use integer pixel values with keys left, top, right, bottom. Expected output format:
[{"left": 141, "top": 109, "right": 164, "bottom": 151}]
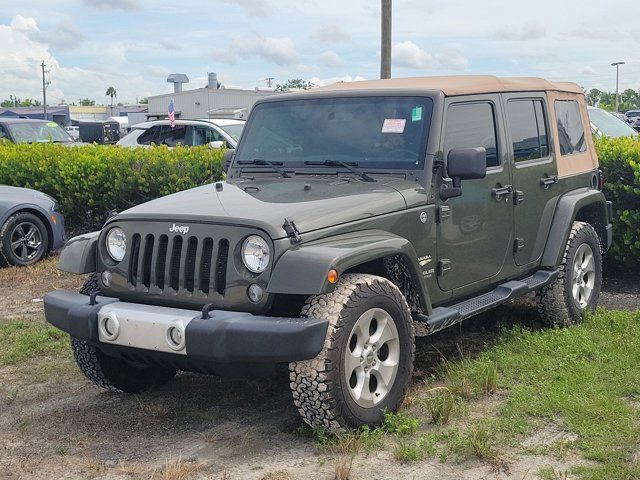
[
  {"left": 437, "top": 259, "right": 451, "bottom": 276},
  {"left": 437, "top": 205, "right": 451, "bottom": 222},
  {"left": 514, "top": 238, "right": 525, "bottom": 253},
  {"left": 282, "top": 217, "right": 302, "bottom": 245},
  {"left": 514, "top": 190, "right": 524, "bottom": 205}
]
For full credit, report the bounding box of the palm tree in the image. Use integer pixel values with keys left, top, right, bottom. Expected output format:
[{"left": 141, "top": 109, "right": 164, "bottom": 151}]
[{"left": 105, "top": 87, "right": 117, "bottom": 107}]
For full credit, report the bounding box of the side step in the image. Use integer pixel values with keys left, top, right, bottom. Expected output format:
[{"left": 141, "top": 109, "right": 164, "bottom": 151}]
[{"left": 415, "top": 269, "right": 559, "bottom": 336}]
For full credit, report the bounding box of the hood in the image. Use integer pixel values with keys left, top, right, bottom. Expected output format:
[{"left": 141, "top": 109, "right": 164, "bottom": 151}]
[
  {"left": 115, "top": 177, "right": 420, "bottom": 239},
  {"left": 0, "top": 185, "right": 57, "bottom": 206}
]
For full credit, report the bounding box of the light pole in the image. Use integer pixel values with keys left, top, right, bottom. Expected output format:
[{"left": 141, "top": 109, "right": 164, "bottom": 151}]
[
  {"left": 41, "top": 61, "right": 50, "bottom": 120},
  {"left": 611, "top": 61, "right": 625, "bottom": 113},
  {"left": 380, "top": 0, "right": 392, "bottom": 79}
]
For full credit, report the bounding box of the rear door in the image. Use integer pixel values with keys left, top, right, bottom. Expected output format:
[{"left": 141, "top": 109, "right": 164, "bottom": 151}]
[
  {"left": 503, "top": 94, "right": 559, "bottom": 266},
  {"left": 436, "top": 96, "right": 514, "bottom": 292}
]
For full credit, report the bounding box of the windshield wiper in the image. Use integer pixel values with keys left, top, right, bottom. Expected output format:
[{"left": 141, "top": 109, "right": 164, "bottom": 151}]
[
  {"left": 304, "top": 160, "right": 375, "bottom": 182},
  {"left": 237, "top": 159, "right": 291, "bottom": 178}
]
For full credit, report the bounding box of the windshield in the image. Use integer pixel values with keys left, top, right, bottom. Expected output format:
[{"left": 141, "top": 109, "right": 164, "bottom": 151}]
[
  {"left": 219, "top": 123, "right": 244, "bottom": 142},
  {"left": 7, "top": 121, "right": 72, "bottom": 143},
  {"left": 235, "top": 96, "right": 433, "bottom": 170},
  {"left": 589, "top": 108, "right": 638, "bottom": 138}
]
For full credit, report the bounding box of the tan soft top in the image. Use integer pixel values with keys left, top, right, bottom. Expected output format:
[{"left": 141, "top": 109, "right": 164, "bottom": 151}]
[{"left": 314, "top": 75, "right": 583, "bottom": 96}]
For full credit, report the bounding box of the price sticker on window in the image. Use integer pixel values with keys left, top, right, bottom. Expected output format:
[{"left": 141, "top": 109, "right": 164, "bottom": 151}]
[{"left": 381, "top": 118, "right": 406, "bottom": 134}]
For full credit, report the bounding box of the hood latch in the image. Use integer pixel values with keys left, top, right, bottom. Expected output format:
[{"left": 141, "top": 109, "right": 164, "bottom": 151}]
[{"left": 283, "top": 217, "right": 302, "bottom": 245}]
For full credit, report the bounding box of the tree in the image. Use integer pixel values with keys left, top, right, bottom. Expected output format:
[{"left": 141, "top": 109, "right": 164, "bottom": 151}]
[
  {"left": 586, "top": 88, "right": 602, "bottom": 107},
  {"left": 139, "top": 97, "right": 149, "bottom": 104},
  {"left": 79, "top": 98, "right": 96, "bottom": 106},
  {"left": 275, "top": 79, "right": 316, "bottom": 92},
  {"left": 105, "top": 86, "right": 117, "bottom": 107},
  {"left": 1, "top": 95, "right": 41, "bottom": 107}
]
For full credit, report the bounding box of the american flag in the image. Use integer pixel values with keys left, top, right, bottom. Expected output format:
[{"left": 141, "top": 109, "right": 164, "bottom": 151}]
[{"left": 168, "top": 99, "right": 175, "bottom": 127}]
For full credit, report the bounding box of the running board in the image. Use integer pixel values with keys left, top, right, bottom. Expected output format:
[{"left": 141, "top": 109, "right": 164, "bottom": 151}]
[{"left": 414, "top": 269, "right": 559, "bottom": 336}]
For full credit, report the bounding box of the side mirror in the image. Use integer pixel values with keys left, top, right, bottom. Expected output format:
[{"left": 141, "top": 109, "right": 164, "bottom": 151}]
[
  {"left": 223, "top": 149, "right": 235, "bottom": 173},
  {"left": 209, "top": 140, "right": 225, "bottom": 149},
  {"left": 440, "top": 147, "right": 487, "bottom": 200}
]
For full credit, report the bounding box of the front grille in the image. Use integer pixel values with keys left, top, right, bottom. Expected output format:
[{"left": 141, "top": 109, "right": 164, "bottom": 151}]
[{"left": 128, "top": 233, "right": 228, "bottom": 296}]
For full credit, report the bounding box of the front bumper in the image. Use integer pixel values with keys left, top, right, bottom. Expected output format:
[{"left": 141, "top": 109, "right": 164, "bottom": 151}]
[{"left": 44, "top": 290, "right": 328, "bottom": 363}]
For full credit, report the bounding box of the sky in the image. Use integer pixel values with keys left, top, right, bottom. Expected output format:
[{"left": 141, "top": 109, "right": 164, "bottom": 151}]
[{"left": 0, "top": 0, "right": 639, "bottom": 105}]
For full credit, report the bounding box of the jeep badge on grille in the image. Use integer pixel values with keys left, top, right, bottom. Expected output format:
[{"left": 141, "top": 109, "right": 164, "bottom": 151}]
[{"left": 169, "top": 224, "right": 190, "bottom": 234}]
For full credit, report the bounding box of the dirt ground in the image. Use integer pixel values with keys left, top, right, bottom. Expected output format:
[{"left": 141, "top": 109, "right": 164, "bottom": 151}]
[{"left": 0, "top": 257, "right": 637, "bottom": 480}]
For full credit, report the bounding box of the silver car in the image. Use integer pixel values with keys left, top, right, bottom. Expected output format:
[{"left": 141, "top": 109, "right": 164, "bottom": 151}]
[
  {"left": 116, "top": 118, "right": 245, "bottom": 148},
  {"left": 588, "top": 106, "right": 638, "bottom": 138}
]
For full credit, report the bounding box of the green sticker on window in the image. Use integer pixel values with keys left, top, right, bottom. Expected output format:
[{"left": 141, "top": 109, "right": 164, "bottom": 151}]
[
  {"left": 411, "top": 106, "right": 423, "bottom": 122},
  {"left": 47, "top": 122, "right": 58, "bottom": 127}
]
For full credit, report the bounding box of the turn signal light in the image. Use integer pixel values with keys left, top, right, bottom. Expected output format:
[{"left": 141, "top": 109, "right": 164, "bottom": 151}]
[{"left": 327, "top": 269, "right": 339, "bottom": 284}]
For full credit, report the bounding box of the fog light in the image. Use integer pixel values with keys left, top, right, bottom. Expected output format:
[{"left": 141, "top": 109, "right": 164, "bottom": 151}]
[
  {"left": 166, "top": 324, "right": 185, "bottom": 351},
  {"left": 101, "top": 270, "right": 112, "bottom": 287},
  {"left": 247, "top": 283, "right": 264, "bottom": 303},
  {"left": 99, "top": 312, "right": 119, "bottom": 341}
]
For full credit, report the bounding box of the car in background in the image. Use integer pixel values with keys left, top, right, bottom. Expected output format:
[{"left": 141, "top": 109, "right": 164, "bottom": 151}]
[
  {"left": 116, "top": 118, "right": 245, "bottom": 148},
  {"left": 65, "top": 125, "right": 80, "bottom": 141},
  {"left": 588, "top": 106, "right": 638, "bottom": 138},
  {"left": 0, "top": 186, "right": 65, "bottom": 266},
  {"left": 0, "top": 118, "right": 75, "bottom": 144},
  {"left": 624, "top": 110, "right": 640, "bottom": 132}
]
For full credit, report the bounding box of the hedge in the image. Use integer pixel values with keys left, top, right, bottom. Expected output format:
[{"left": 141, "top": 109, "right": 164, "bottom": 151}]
[
  {"left": 0, "top": 143, "right": 224, "bottom": 229},
  {"left": 595, "top": 136, "right": 640, "bottom": 270}
]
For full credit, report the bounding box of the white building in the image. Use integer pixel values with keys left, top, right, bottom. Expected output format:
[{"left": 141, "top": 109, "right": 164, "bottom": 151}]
[{"left": 148, "top": 73, "right": 275, "bottom": 120}]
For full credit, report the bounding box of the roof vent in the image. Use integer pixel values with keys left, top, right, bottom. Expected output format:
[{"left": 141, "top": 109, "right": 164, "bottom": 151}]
[{"left": 167, "top": 73, "right": 189, "bottom": 93}]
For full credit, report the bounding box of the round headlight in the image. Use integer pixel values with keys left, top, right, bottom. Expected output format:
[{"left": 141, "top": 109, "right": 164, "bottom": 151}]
[
  {"left": 242, "top": 235, "right": 270, "bottom": 273},
  {"left": 105, "top": 227, "right": 126, "bottom": 262}
]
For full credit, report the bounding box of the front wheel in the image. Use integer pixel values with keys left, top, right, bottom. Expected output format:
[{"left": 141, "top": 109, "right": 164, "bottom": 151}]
[
  {"left": 0, "top": 212, "right": 49, "bottom": 267},
  {"left": 537, "top": 221, "right": 602, "bottom": 327},
  {"left": 289, "top": 274, "right": 415, "bottom": 432}
]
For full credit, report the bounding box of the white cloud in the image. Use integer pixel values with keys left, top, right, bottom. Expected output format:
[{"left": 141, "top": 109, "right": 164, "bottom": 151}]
[
  {"left": 392, "top": 41, "right": 435, "bottom": 69},
  {"left": 490, "top": 23, "right": 546, "bottom": 41},
  {"left": 82, "top": 0, "right": 141, "bottom": 10},
  {"left": 435, "top": 44, "right": 468, "bottom": 70},
  {"left": 311, "top": 24, "right": 352, "bottom": 44},
  {"left": 213, "top": 33, "right": 299, "bottom": 66},
  {"left": 10, "top": 15, "right": 86, "bottom": 51},
  {"left": 220, "top": 0, "right": 277, "bottom": 17},
  {"left": 581, "top": 65, "right": 596, "bottom": 75},
  {"left": 308, "top": 74, "right": 367, "bottom": 87},
  {"left": 318, "top": 50, "right": 344, "bottom": 68}
]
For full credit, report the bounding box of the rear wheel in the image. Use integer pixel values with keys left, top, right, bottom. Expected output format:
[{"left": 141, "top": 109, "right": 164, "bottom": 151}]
[
  {"left": 72, "top": 274, "right": 176, "bottom": 393},
  {"left": 0, "top": 212, "right": 49, "bottom": 267},
  {"left": 289, "top": 274, "right": 415, "bottom": 432},
  {"left": 537, "top": 221, "right": 602, "bottom": 327}
]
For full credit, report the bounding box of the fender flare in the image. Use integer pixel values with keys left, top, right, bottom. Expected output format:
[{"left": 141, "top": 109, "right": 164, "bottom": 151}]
[
  {"left": 267, "top": 230, "right": 432, "bottom": 314},
  {"left": 541, "top": 188, "right": 609, "bottom": 267},
  {"left": 58, "top": 231, "right": 100, "bottom": 274}
]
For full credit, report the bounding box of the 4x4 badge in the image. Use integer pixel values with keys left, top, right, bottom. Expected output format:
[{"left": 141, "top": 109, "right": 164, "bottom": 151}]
[{"left": 169, "top": 224, "right": 190, "bottom": 234}]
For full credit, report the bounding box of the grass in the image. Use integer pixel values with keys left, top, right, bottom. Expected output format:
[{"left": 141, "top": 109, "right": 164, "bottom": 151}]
[
  {"left": 0, "top": 317, "right": 69, "bottom": 365},
  {"left": 442, "top": 309, "right": 640, "bottom": 478}
]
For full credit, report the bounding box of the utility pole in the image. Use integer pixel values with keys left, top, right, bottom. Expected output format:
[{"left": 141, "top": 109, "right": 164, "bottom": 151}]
[
  {"left": 380, "top": 0, "right": 392, "bottom": 79},
  {"left": 611, "top": 61, "right": 625, "bottom": 113},
  {"left": 41, "top": 61, "right": 50, "bottom": 119},
  {"left": 262, "top": 77, "right": 275, "bottom": 88}
]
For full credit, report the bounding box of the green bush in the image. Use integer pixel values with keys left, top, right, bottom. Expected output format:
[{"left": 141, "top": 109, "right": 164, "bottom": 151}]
[
  {"left": 0, "top": 143, "right": 224, "bottom": 229},
  {"left": 595, "top": 136, "right": 640, "bottom": 269}
]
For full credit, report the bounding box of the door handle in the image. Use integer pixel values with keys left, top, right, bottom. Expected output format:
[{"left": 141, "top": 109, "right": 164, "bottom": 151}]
[
  {"left": 491, "top": 184, "right": 513, "bottom": 197},
  {"left": 540, "top": 175, "right": 558, "bottom": 187}
]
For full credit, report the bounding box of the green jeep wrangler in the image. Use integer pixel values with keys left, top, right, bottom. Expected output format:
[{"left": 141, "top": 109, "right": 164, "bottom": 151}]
[{"left": 45, "top": 76, "right": 612, "bottom": 432}]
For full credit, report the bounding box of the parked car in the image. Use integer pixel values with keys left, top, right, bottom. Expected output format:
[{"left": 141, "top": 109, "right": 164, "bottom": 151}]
[
  {"left": 0, "top": 186, "right": 65, "bottom": 266},
  {"left": 45, "top": 75, "right": 611, "bottom": 431},
  {"left": 65, "top": 125, "right": 80, "bottom": 141},
  {"left": 624, "top": 110, "right": 640, "bottom": 132},
  {"left": 0, "top": 118, "right": 74, "bottom": 144},
  {"left": 116, "top": 118, "right": 245, "bottom": 148},
  {"left": 588, "top": 106, "right": 638, "bottom": 138}
]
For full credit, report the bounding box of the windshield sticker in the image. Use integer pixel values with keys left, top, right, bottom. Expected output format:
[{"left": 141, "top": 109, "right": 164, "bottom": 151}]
[
  {"left": 46, "top": 122, "right": 58, "bottom": 127},
  {"left": 382, "top": 118, "right": 406, "bottom": 134},
  {"left": 411, "top": 106, "right": 423, "bottom": 122}
]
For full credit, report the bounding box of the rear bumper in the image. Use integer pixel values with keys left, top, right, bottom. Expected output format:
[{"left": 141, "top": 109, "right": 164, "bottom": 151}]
[{"left": 44, "top": 290, "right": 328, "bottom": 363}]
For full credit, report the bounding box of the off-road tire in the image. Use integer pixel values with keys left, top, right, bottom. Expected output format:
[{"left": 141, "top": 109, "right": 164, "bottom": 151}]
[
  {"left": 289, "top": 274, "right": 415, "bottom": 432},
  {"left": 0, "top": 212, "right": 49, "bottom": 267},
  {"left": 71, "top": 273, "right": 176, "bottom": 393},
  {"left": 536, "top": 221, "right": 602, "bottom": 327}
]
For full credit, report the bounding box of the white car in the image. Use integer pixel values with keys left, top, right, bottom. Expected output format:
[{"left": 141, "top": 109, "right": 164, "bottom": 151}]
[
  {"left": 587, "top": 106, "right": 638, "bottom": 139},
  {"left": 65, "top": 125, "right": 80, "bottom": 141},
  {"left": 116, "top": 118, "right": 245, "bottom": 148}
]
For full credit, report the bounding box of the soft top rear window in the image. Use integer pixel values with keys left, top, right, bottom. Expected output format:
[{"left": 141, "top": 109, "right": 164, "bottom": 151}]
[{"left": 235, "top": 96, "right": 433, "bottom": 170}]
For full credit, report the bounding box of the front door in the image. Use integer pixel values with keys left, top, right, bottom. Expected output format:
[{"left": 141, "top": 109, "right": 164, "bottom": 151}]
[
  {"left": 503, "top": 94, "right": 559, "bottom": 266},
  {"left": 436, "top": 96, "right": 514, "bottom": 292}
]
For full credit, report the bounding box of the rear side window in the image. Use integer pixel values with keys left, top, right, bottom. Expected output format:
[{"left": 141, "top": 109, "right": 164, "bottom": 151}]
[
  {"left": 444, "top": 102, "right": 499, "bottom": 167},
  {"left": 507, "top": 99, "right": 549, "bottom": 161},
  {"left": 191, "top": 126, "right": 224, "bottom": 145},
  {"left": 156, "top": 125, "right": 188, "bottom": 146},
  {"left": 555, "top": 100, "right": 586, "bottom": 155},
  {"left": 137, "top": 126, "right": 160, "bottom": 144}
]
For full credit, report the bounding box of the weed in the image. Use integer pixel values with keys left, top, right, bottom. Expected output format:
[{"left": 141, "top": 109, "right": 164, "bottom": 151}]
[
  {"left": 393, "top": 435, "right": 437, "bottom": 462},
  {"left": 480, "top": 362, "right": 498, "bottom": 394},
  {"left": 382, "top": 410, "right": 420, "bottom": 436},
  {"left": 313, "top": 425, "right": 384, "bottom": 456},
  {"left": 55, "top": 446, "right": 68, "bottom": 456},
  {"left": 259, "top": 471, "right": 294, "bottom": 480},
  {"left": 424, "top": 387, "right": 454, "bottom": 425},
  {"left": 465, "top": 423, "right": 495, "bottom": 459},
  {"left": 333, "top": 455, "right": 353, "bottom": 480},
  {"left": 537, "top": 467, "right": 571, "bottom": 480},
  {"left": 149, "top": 456, "right": 205, "bottom": 480}
]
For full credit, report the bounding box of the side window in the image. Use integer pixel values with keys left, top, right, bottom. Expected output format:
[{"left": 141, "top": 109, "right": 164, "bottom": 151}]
[
  {"left": 137, "top": 126, "right": 160, "bottom": 145},
  {"left": 192, "top": 126, "right": 223, "bottom": 146},
  {"left": 507, "top": 99, "right": 549, "bottom": 161},
  {"left": 444, "top": 102, "right": 499, "bottom": 168},
  {"left": 157, "top": 125, "right": 188, "bottom": 146},
  {"left": 555, "top": 100, "right": 586, "bottom": 156}
]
